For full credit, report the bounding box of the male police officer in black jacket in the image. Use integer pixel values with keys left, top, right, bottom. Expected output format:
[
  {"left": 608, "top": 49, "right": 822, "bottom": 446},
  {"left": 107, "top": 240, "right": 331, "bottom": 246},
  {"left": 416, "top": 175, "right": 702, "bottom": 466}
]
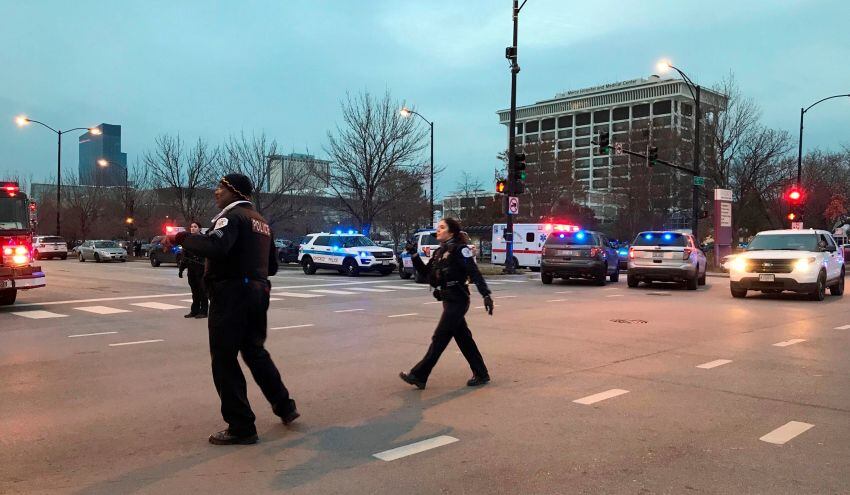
[{"left": 171, "top": 173, "right": 298, "bottom": 445}]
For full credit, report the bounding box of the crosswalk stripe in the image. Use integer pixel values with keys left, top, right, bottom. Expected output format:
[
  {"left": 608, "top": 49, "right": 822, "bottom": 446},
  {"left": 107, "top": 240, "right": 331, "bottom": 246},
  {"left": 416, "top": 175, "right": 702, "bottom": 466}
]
[
  {"left": 373, "top": 435, "right": 459, "bottom": 461},
  {"left": 131, "top": 302, "right": 186, "bottom": 310},
  {"left": 270, "top": 324, "right": 314, "bottom": 330},
  {"left": 834, "top": 324, "right": 850, "bottom": 330},
  {"left": 334, "top": 308, "right": 364, "bottom": 313},
  {"left": 374, "top": 285, "right": 426, "bottom": 290},
  {"left": 348, "top": 287, "right": 395, "bottom": 293},
  {"left": 11, "top": 310, "right": 68, "bottom": 319},
  {"left": 69, "top": 331, "right": 118, "bottom": 338},
  {"left": 773, "top": 339, "right": 806, "bottom": 347},
  {"left": 760, "top": 421, "right": 814, "bottom": 445},
  {"left": 273, "top": 292, "right": 324, "bottom": 298},
  {"left": 74, "top": 306, "right": 130, "bottom": 315},
  {"left": 309, "top": 289, "right": 357, "bottom": 295},
  {"left": 109, "top": 339, "right": 164, "bottom": 347},
  {"left": 573, "top": 389, "right": 629, "bottom": 405},
  {"left": 696, "top": 359, "right": 732, "bottom": 369},
  {"left": 388, "top": 313, "right": 419, "bottom": 318}
]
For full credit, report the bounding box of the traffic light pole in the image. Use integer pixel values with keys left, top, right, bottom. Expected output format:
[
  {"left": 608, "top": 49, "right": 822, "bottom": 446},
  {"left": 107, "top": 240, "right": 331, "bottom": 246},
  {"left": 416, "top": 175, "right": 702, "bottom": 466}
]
[{"left": 504, "top": 0, "right": 526, "bottom": 274}]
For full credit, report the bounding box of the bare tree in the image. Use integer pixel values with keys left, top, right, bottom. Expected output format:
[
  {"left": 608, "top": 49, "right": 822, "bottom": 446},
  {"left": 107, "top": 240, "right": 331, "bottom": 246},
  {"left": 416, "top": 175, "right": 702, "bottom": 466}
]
[
  {"left": 325, "top": 91, "right": 429, "bottom": 235},
  {"left": 377, "top": 169, "right": 429, "bottom": 249},
  {"left": 62, "top": 172, "right": 105, "bottom": 241},
  {"left": 454, "top": 171, "right": 485, "bottom": 198},
  {"left": 145, "top": 135, "right": 216, "bottom": 224}
]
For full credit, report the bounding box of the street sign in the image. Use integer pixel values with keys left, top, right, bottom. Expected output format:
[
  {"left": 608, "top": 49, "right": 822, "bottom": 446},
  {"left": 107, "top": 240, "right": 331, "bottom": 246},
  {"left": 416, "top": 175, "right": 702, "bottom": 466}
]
[
  {"left": 693, "top": 176, "right": 705, "bottom": 186},
  {"left": 791, "top": 222, "right": 804, "bottom": 230},
  {"left": 508, "top": 196, "right": 519, "bottom": 215},
  {"left": 614, "top": 143, "right": 623, "bottom": 155}
]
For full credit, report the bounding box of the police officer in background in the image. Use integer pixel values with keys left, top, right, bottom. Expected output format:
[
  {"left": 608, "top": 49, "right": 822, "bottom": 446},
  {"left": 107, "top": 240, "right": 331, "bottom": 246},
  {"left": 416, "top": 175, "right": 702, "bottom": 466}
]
[
  {"left": 178, "top": 221, "right": 208, "bottom": 319},
  {"left": 170, "top": 173, "right": 298, "bottom": 445},
  {"left": 399, "top": 217, "right": 494, "bottom": 390}
]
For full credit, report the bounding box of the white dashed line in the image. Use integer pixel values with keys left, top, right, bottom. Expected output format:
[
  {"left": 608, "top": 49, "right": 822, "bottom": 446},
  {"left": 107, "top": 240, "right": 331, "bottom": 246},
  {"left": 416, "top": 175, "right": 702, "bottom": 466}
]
[
  {"left": 268, "top": 297, "right": 282, "bottom": 301},
  {"left": 11, "top": 310, "right": 68, "bottom": 319},
  {"left": 274, "top": 292, "right": 323, "bottom": 298},
  {"left": 348, "top": 287, "right": 395, "bottom": 293},
  {"left": 270, "top": 324, "right": 315, "bottom": 330},
  {"left": 309, "top": 289, "right": 357, "bottom": 295},
  {"left": 696, "top": 359, "right": 733, "bottom": 369},
  {"left": 760, "top": 421, "right": 814, "bottom": 445},
  {"left": 555, "top": 291, "right": 572, "bottom": 294},
  {"left": 423, "top": 301, "right": 442, "bottom": 305},
  {"left": 373, "top": 435, "right": 459, "bottom": 461},
  {"left": 546, "top": 299, "right": 568, "bottom": 303},
  {"left": 131, "top": 302, "right": 186, "bottom": 310},
  {"left": 834, "top": 324, "right": 850, "bottom": 330},
  {"left": 497, "top": 279, "right": 527, "bottom": 283},
  {"left": 494, "top": 295, "right": 517, "bottom": 299},
  {"left": 573, "top": 389, "right": 630, "bottom": 405},
  {"left": 74, "top": 306, "right": 131, "bottom": 315},
  {"left": 109, "top": 339, "right": 164, "bottom": 347},
  {"left": 375, "top": 285, "right": 427, "bottom": 291},
  {"left": 334, "top": 309, "right": 365, "bottom": 313},
  {"left": 388, "top": 313, "right": 419, "bottom": 318},
  {"left": 602, "top": 288, "right": 619, "bottom": 291},
  {"left": 773, "top": 339, "right": 806, "bottom": 347},
  {"left": 486, "top": 281, "right": 505, "bottom": 285},
  {"left": 68, "top": 331, "right": 118, "bottom": 338},
  {"left": 604, "top": 294, "right": 624, "bottom": 298}
]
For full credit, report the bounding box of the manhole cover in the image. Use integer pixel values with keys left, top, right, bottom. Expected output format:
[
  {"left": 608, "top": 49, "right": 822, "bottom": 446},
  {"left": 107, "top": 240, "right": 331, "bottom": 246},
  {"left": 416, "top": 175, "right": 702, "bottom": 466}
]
[
  {"left": 610, "top": 319, "right": 648, "bottom": 324},
  {"left": 646, "top": 292, "right": 672, "bottom": 296}
]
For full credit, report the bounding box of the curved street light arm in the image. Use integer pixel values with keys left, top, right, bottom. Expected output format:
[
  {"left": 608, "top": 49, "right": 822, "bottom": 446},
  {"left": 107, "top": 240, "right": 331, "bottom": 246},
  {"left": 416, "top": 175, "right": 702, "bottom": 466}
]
[
  {"left": 804, "top": 94, "right": 850, "bottom": 114},
  {"left": 24, "top": 119, "right": 59, "bottom": 134},
  {"left": 669, "top": 65, "right": 698, "bottom": 101},
  {"left": 61, "top": 127, "right": 95, "bottom": 135}
]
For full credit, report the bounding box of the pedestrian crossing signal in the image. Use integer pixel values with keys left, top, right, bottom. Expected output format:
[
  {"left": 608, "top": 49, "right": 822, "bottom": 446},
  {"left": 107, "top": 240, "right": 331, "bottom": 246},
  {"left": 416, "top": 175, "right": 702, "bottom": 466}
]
[{"left": 496, "top": 179, "right": 507, "bottom": 194}]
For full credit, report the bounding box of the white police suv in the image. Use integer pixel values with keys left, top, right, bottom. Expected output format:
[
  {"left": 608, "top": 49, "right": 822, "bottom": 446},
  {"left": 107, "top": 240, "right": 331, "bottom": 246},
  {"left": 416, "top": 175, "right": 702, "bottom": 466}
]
[
  {"left": 729, "top": 229, "right": 845, "bottom": 300},
  {"left": 299, "top": 232, "right": 396, "bottom": 276},
  {"left": 399, "top": 229, "right": 440, "bottom": 283}
]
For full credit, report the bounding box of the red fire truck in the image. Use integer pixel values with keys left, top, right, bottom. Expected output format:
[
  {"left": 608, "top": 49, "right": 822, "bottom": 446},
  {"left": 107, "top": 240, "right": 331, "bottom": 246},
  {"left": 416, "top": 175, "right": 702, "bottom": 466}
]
[{"left": 0, "top": 182, "right": 45, "bottom": 305}]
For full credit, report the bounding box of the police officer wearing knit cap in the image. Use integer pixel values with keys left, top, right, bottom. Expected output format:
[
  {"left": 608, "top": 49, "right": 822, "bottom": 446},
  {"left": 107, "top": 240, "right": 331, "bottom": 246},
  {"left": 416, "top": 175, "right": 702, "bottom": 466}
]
[{"left": 170, "top": 173, "right": 299, "bottom": 445}]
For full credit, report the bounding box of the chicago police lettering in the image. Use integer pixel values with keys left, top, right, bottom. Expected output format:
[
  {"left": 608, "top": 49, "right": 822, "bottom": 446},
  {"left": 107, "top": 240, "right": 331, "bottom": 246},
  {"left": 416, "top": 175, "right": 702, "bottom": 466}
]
[{"left": 251, "top": 218, "right": 270, "bottom": 236}]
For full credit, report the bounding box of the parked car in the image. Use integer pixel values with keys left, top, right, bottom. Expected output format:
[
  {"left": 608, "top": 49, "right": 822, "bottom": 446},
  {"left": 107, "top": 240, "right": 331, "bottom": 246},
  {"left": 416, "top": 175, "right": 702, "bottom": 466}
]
[
  {"left": 32, "top": 235, "right": 68, "bottom": 260},
  {"left": 275, "top": 239, "right": 299, "bottom": 264},
  {"left": 148, "top": 235, "right": 183, "bottom": 267},
  {"left": 77, "top": 240, "right": 128, "bottom": 262},
  {"left": 540, "top": 228, "right": 619, "bottom": 285},
  {"left": 627, "top": 231, "right": 706, "bottom": 290}
]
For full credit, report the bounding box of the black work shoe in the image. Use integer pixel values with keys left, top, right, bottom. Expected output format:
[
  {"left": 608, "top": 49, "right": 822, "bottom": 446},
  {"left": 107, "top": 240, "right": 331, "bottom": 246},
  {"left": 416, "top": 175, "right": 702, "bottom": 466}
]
[
  {"left": 208, "top": 429, "right": 258, "bottom": 445},
  {"left": 466, "top": 375, "right": 490, "bottom": 387},
  {"left": 184, "top": 313, "right": 197, "bottom": 318},
  {"left": 399, "top": 372, "right": 426, "bottom": 390},
  {"left": 280, "top": 409, "right": 300, "bottom": 425},
  {"left": 195, "top": 313, "right": 208, "bottom": 319}
]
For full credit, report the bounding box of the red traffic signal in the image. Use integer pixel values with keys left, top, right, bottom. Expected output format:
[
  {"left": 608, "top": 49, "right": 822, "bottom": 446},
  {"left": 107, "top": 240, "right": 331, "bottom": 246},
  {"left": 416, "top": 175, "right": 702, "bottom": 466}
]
[
  {"left": 785, "top": 187, "right": 803, "bottom": 204},
  {"left": 787, "top": 212, "right": 797, "bottom": 221},
  {"left": 496, "top": 179, "right": 507, "bottom": 194}
]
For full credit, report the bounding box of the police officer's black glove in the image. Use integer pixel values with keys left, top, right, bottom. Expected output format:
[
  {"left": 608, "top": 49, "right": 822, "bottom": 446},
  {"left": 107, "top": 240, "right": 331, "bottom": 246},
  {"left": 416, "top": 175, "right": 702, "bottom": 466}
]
[
  {"left": 483, "top": 295, "right": 494, "bottom": 316},
  {"left": 432, "top": 288, "right": 442, "bottom": 301},
  {"left": 178, "top": 269, "right": 184, "bottom": 279},
  {"left": 404, "top": 241, "right": 417, "bottom": 255}
]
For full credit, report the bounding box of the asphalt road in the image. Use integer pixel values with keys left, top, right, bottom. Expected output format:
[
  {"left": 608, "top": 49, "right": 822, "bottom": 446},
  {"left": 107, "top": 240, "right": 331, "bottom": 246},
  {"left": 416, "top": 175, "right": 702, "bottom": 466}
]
[{"left": 1, "top": 259, "right": 849, "bottom": 494}]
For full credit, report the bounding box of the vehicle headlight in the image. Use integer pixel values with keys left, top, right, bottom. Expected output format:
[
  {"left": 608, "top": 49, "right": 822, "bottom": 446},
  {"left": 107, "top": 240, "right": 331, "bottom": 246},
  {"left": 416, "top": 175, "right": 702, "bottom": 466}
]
[
  {"left": 731, "top": 257, "right": 748, "bottom": 272},
  {"left": 793, "top": 257, "right": 816, "bottom": 272}
]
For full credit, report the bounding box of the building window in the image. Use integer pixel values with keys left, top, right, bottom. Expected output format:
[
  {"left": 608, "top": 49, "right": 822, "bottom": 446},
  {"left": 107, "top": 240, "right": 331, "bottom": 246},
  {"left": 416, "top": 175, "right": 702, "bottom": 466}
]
[
  {"left": 575, "top": 126, "right": 590, "bottom": 137},
  {"left": 557, "top": 140, "right": 571, "bottom": 150},
  {"left": 613, "top": 107, "right": 629, "bottom": 120},
  {"left": 593, "top": 124, "right": 609, "bottom": 135},
  {"left": 541, "top": 131, "right": 556, "bottom": 141},
  {"left": 593, "top": 109, "right": 610, "bottom": 123},
  {"left": 516, "top": 123, "right": 523, "bottom": 134},
  {"left": 558, "top": 116, "right": 573, "bottom": 128},
  {"left": 593, "top": 157, "right": 609, "bottom": 166},
  {"left": 681, "top": 103, "right": 693, "bottom": 117},
  {"left": 575, "top": 159, "right": 590, "bottom": 169},
  {"left": 575, "top": 137, "right": 591, "bottom": 147},
  {"left": 593, "top": 179, "right": 608, "bottom": 189},
  {"left": 541, "top": 118, "right": 556, "bottom": 131},
  {"left": 576, "top": 113, "right": 591, "bottom": 126},
  {"left": 525, "top": 120, "right": 539, "bottom": 133},
  {"left": 652, "top": 116, "right": 672, "bottom": 127},
  {"left": 612, "top": 122, "right": 630, "bottom": 132},
  {"left": 653, "top": 100, "right": 672, "bottom": 115},
  {"left": 526, "top": 134, "right": 538, "bottom": 143},
  {"left": 592, "top": 167, "right": 609, "bottom": 178},
  {"left": 574, "top": 148, "right": 590, "bottom": 158},
  {"left": 575, "top": 169, "right": 590, "bottom": 180},
  {"left": 558, "top": 129, "right": 572, "bottom": 139},
  {"left": 633, "top": 103, "right": 650, "bottom": 118}
]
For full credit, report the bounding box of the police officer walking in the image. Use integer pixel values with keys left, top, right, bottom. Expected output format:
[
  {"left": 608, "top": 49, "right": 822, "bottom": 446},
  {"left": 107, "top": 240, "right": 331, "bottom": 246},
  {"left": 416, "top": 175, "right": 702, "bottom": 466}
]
[
  {"left": 399, "top": 218, "right": 494, "bottom": 389},
  {"left": 171, "top": 173, "right": 299, "bottom": 445},
  {"left": 178, "top": 221, "right": 208, "bottom": 319}
]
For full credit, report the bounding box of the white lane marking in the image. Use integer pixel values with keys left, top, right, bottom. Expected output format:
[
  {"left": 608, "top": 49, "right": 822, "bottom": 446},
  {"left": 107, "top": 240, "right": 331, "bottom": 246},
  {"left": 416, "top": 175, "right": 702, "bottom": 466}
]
[
  {"left": 546, "top": 299, "right": 568, "bottom": 303},
  {"left": 423, "top": 301, "right": 442, "bottom": 305},
  {"left": 494, "top": 295, "right": 517, "bottom": 299},
  {"left": 375, "top": 285, "right": 426, "bottom": 291},
  {"left": 11, "top": 310, "right": 68, "bottom": 319},
  {"left": 334, "top": 309, "right": 364, "bottom": 313},
  {"left": 486, "top": 281, "right": 505, "bottom": 285},
  {"left": 555, "top": 291, "right": 572, "bottom": 294},
  {"left": 773, "top": 339, "right": 806, "bottom": 347},
  {"left": 74, "top": 305, "right": 130, "bottom": 315},
  {"left": 373, "top": 435, "right": 459, "bottom": 462},
  {"left": 759, "top": 421, "right": 815, "bottom": 445},
  {"left": 388, "top": 313, "right": 419, "bottom": 318},
  {"left": 497, "top": 279, "right": 527, "bottom": 283},
  {"left": 696, "top": 359, "right": 733, "bottom": 369},
  {"left": 180, "top": 299, "right": 194, "bottom": 303},
  {"left": 309, "top": 289, "right": 357, "bottom": 295},
  {"left": 69, "top": 331, "right": 118, "bottom": 338},
  {"left": 604, "top": 294, "right": 624, "bottom": 298},
  {"left": 109, "top": 339, "right": 164, "bottom": 347},
  {"left": 349, "top": 287, "right": 394, "bottom": 293},
  {"left": 602, "top": 288, "right": 619, "bottom": 291},
  {"left": 834, "top": 324, "right": 850, "bottom": 330},
  {"left": 573, "top": 389, "right": 630, "bottom": 405},
  {"left": 270, "top": 324, "right": 315, "bottom": 330},
  {"left": 274, "top": 292, "right": 324, "bottom": 298},
  {"left": 268, "top": 297, "right": 282, "bottom": 301},
  {"left": 131, "top": 302, "right": 186, "bottom": 310}
]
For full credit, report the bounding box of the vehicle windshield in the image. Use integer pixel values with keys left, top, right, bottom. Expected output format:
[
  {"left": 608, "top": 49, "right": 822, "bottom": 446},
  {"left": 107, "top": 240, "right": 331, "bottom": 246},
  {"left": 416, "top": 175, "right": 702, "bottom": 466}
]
[
  {"left": 41, "top": 236, "right": 65, "bottom": 243},
  {"left": 94, "top": 241, "right": 119, "bottom": 248},
  {"left": 747, "top": 234, "right": 818, "bottom": 251},
  {"left": 545, "top": 231, "right": 599, "bottom": 246},
  {"left": 337, "top": 236, "right": 375, "bottom": 248},
  {"left": 0, "top": 197, "right": 29, "bottom": 230},
  {"left": 633, "top": 232, "right": 688, "bottom": 247},
  {"left": 421, "top": 234, "right": 438, "bottom": 245}
]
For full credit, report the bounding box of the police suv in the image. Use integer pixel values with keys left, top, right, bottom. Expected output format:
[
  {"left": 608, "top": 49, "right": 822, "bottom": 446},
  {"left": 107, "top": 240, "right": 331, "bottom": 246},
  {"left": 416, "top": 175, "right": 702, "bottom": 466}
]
[
  {"left": 299, "top": 232, "right": 396, "bottom": 276},
  {"left": 398, "top": 229, "right": 440, "bottom": 283}
]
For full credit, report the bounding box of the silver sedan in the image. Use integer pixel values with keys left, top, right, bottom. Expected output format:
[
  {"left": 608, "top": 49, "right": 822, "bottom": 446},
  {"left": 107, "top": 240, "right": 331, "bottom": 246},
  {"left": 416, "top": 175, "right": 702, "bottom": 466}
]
[{"left": 77, "top": 240, "right": 128, "bottom": 263}]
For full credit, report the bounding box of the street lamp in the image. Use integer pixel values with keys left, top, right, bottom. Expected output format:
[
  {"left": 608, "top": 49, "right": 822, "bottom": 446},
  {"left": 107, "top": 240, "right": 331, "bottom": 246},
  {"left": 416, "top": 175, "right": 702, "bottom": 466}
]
[
  {"left": 655, "top": 60, "right": 702, "bottom": 242},
  {"left": 15, "top": 116, "right": 100, "bottom": 236},
  {"left": 400, "top": 106, "right": 434, "bottom": 226},
  {"left": 796, "top": 94, "right": 850, "bottom": 186}
]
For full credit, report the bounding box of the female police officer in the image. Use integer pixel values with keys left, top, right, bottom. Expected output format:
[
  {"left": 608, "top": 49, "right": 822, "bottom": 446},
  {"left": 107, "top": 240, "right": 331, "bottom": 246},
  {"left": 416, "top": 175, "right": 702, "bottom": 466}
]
[{"left": 399, "top": 218, "right": 494, "bottom": 389}]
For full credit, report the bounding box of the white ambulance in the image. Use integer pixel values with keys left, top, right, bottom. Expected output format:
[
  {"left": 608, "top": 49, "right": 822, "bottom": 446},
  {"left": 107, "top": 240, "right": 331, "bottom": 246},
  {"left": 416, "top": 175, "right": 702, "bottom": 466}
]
[{"left": 491, "top": 223, "right": 555, "bottom": 271}]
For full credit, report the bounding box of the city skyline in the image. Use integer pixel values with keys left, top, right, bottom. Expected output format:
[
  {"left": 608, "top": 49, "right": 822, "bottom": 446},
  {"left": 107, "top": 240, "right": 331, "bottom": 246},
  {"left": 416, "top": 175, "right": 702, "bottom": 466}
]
[{"left": 2, "top": 1, "right": 848, "bottom": 197}]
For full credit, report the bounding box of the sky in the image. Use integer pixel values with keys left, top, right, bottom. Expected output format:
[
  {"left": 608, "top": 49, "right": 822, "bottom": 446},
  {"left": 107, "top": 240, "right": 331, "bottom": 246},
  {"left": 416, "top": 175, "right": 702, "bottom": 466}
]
[{"left": 1, "top": 0, "right": 848, "bottom": 199}]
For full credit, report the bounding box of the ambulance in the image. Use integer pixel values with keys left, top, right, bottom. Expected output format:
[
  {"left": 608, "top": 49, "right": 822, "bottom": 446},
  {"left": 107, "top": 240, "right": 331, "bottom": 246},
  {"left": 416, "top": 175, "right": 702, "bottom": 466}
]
[{"left": 491, "top": 223, "right": 571, "bottom": 271}]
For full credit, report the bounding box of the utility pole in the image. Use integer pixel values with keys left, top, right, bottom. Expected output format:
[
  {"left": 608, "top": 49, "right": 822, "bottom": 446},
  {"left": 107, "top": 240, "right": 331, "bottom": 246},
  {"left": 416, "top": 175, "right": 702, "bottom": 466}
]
[
  {"left": 692, "top": 85, "right": 701, "bottom": 242},
  {"left": 504, "top": 0, "right": 527, "bottom": 274}
]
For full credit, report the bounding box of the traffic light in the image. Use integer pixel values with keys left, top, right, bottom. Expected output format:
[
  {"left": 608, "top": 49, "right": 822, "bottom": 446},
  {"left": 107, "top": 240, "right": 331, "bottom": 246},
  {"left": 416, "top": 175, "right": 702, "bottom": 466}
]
[
  {"left": 512, "top": 152, "right": 527, "bottom": 194},
  {"left": 787, "top": 212, "right": 798, "bottom": 221},
  {"left": 785, "top": 186, "right": 804, "bottom": 205},
  {"left": 597, "top": 131, "right": 610, "bottom": 154},
  {"left": 647, "top": 146, "right": 658, "bottom": 166},
  {"left": 496, "top": 179, "right": 507, "bottom": 194}
]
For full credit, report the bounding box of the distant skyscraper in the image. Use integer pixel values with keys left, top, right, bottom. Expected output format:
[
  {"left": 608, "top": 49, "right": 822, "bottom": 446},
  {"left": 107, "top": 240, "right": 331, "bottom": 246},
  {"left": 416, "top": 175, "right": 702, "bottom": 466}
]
[
  {"left": 79, "top": 123, "right": 127, "bottom": 186},
  {"left": 267, "top": 153, "right": 331, "bottom": 193}
]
